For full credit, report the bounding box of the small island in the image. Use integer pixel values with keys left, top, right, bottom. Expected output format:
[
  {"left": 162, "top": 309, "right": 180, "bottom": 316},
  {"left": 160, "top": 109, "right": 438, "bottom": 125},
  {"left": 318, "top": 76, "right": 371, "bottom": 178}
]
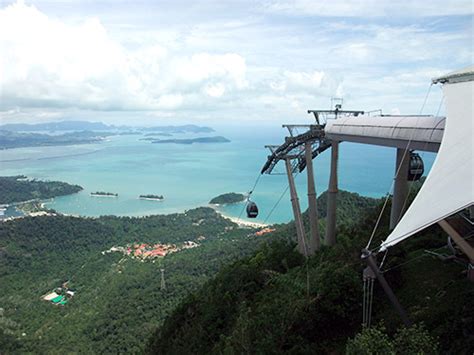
[
  {"left": 152, "top": 136, "right": 230, "bottom": 145},
  {"left": 144, "top": 132, "right": 173, "bottom": 137},
  {"left": 90, "top": 191, "right": 118, "bottom": 197},
  {"left": 139, "top": 194, "right": 164, "bottom": 201},
  {"left": 209, "top": 192, "right": 246, "bottom": 205}
]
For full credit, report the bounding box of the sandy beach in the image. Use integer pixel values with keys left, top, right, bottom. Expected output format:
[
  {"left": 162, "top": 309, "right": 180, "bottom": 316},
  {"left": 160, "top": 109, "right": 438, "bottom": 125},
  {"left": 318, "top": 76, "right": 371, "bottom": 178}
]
[{"left": 209, "top": 205, "right": 269, "bottom": 228}]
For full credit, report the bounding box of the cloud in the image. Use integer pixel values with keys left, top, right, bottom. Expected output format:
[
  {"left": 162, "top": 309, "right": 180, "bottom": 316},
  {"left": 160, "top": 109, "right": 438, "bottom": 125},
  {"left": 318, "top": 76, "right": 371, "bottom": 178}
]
[
  {"left": 265, "top": 0, "right": 473, "bottom": 17},
  {"left": 0, "top": 0, "right": 470, "bottom": 126},
  {"left": 0, "top": 1, "right": 248, "bottom": 112}
]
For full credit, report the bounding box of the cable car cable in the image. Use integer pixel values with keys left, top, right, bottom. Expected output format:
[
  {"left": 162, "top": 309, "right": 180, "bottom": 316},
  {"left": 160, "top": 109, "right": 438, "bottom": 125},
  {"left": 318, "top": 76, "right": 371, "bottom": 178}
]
[
  {"left": 365, "top": 83, "right": 433, "bottom": 251},
  {"left": 262, "top": 170, "right": 301, "bottom": 224},
  {"left": 237, "top": 173, "right": 263, "bottom": 220},
  {"left": 368, "top": 91, "right": 445, "bottom": 253},
  {"left": 398, "top": 93, "right": 444, "bottom": 218}
]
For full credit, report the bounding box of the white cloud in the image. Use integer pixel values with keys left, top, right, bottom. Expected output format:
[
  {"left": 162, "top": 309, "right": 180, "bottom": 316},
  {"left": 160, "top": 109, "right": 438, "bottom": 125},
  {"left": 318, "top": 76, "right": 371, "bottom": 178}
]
[
  {"left": 0, "top": 0, "right": 470, "bottom": 126},
  {"left": 265, "top": 0, "right": 473, "bottom": 17},
  {"left": 0, "top": 1, "right": 248, "bottom": 113},
  {"left": 176, "top": 53, "right": 247, "bottom": 89},
  {"left": 205, "top": 83, "right": 226, "bottom": 98},
  {"left": 156, "top": 94, "right": 183, "bottom": 109}
]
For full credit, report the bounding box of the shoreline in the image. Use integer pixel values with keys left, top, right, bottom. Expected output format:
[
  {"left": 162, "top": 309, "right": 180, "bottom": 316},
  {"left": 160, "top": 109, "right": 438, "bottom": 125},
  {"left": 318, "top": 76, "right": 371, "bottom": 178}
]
[
  {"left": 2, "top": 198, "right": 271, "bottom": 228},
  {"left": 209, "top": 205, "right": 269, "bottom": 228}
]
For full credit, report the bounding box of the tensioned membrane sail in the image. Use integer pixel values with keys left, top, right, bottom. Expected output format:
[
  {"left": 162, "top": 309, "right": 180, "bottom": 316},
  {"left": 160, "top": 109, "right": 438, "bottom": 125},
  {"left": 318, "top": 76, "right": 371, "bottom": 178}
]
[{"left": 381, "top": 66, "right": 474, "bottom": 250}]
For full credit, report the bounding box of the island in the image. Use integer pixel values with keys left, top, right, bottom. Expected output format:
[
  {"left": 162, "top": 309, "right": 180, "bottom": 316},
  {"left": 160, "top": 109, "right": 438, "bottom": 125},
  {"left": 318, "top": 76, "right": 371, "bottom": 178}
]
[
  {"left": 0, "top": 130, "right": 110, "bottom": 149},
  {"left": 144, "top": 132, "right": 173, "bottom": 137},
  {"left": 142, "top": 124, "right": 214, "bottom": 133},
  {"left": 90, "top": 191, "right": 118, "bottom": 197},
  {"left": 209, "top": 192, "right": 246, "bottom": 205},
  {"left": 139, "top": 194, "right": 164, "bottom": 201},
  {"left": 152, "top": 136, "right": 230, "bottom": 145},
  {"left": 0, "top": 175, "right": 83, "bottom": 204}
]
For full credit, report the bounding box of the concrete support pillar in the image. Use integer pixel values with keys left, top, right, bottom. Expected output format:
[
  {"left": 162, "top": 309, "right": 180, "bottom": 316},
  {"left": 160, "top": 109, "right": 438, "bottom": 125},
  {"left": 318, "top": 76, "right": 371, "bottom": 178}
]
[
  {"left": 305, "top": 142, "right": 320, "bottom": 254},
  {"left": 390, "top": 148, "right": 410, "bottom": 229},
  {"left": 326, "top": 141, "right": 339, "bottom": 246},
  {"left": 285, "top": 158, "right": 308, "bottom": 256}
]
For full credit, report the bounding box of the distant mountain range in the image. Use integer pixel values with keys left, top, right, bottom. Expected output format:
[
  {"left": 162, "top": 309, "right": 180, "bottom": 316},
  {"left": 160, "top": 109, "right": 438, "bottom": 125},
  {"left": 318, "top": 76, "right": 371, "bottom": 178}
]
[
  {"left": 0, "top": 120, "right": 214, "bottom": 133},
  {"left": 0, "top": 120, "right": 111, "bottom": 132},
  {"left": 0, "top": 130, "right": 109, "bottom": 150}
]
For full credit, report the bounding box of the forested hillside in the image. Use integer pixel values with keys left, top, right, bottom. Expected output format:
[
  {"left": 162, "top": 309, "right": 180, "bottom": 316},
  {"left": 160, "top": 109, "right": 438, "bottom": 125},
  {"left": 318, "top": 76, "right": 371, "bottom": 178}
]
[
  {"left": 2, "top": 189, "right": 471, "bottom": 354},
  {"left": 148, "top": 197, "right": 473, "bottom": 354},
  {"left": 0, "top": 176, "right": 82, "bottom": 204},
  {"left": 0, "top": 208, "right": 267, "bottom": 353}
]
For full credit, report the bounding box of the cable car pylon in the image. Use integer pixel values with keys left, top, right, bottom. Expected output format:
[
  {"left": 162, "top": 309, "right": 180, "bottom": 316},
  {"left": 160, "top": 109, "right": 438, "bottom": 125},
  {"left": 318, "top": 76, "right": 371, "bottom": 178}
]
[{"left": 261, "top": 103, "right": 364, "bottom": 255}]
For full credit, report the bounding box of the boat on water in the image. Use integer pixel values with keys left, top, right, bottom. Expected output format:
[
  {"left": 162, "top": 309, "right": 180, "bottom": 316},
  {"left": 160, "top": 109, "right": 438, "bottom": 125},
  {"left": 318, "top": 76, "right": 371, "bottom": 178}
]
[
  {"left": 139, "top": 194, "right": 164, "bottom": 201},
  {"left": 90, "top": 191, "right": 118, "bottom": 197}
]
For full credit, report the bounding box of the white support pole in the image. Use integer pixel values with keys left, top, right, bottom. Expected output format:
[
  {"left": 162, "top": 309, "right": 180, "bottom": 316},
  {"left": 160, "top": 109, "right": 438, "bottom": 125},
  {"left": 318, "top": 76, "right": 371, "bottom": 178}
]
[
  {"left": 305, "top": 142, "right": 320, "bottom": 254},
  {"left": 326, "top": 141, "right": 339, "bottom": 246},
  {"left": 285, "top": 158, "right": 308, "bottom": 256},
  {"left": 390, "top": 148, "right": 410, "bottom": 229}
]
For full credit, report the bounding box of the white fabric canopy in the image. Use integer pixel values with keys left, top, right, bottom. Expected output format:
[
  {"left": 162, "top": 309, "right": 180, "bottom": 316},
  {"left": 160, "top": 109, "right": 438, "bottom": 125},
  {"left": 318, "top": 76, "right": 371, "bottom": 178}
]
[{"left": 381, "top": 71, "right": 474, "bottom": 250}]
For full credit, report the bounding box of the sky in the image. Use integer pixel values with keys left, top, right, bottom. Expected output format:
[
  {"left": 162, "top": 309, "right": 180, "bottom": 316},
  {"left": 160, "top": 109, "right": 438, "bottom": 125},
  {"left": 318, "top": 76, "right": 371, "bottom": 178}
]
[{"left": 0, "top": 0, "right": 472, "bottom": 126}]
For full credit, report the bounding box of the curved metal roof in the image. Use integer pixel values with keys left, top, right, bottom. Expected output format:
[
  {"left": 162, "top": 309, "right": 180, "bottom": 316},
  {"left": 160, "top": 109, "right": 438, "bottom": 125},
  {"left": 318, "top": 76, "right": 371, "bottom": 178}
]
[
  {"left": 325, "top": 115, "right": 445, "bottom": 152},
  {"left": 432, "top": 65, "right": 474, "bottom": 84}
]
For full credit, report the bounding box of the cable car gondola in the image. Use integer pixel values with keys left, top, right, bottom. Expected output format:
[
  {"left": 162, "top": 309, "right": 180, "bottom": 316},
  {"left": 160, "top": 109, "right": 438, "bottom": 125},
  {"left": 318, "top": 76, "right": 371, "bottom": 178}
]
[
  {"left": 408, "top": 151, "right": 424, "bottom": 181},
  {"left": 246, "top": 201, "right": 259, "bottom": 218}
]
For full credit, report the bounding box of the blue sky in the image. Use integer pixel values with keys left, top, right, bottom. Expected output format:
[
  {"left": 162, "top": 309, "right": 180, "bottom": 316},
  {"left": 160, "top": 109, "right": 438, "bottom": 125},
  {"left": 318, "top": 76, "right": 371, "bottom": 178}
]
[{"left": 0, "top": 0, "right": 472, "bottom": 126}]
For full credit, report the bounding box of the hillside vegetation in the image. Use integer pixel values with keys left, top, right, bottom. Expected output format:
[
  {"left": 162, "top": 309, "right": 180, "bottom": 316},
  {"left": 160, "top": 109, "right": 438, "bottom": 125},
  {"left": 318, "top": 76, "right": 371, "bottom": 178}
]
[
  {"left": 0, "top": 208, "right": 269, "bottom": 353},
  {"left": 209, "top": 193, "right": 246, "bottom": 205},
  {"left": 0, "top": 176, "right": 83, "bottom": 204},
  {"left": 147, "top": 193, "right": 473, "bottom": 354},
  {"left": 0, "top": 190, "right": 379, "bottom": 353}
]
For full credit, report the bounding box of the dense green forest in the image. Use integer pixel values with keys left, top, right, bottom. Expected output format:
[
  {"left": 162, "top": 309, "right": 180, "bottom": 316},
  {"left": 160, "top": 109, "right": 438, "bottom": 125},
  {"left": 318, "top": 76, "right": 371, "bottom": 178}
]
[
  {"left": 0, "top": 208, "right": 270, "bottom": 353},
  {"left": 0, "top": 176, "right": 83, "bottom": 204},
  {"left": 209, "top": 192, "right": 246, "bottom": 205},
  {"left": 0, "top": 191, "right": 378, "bottom": 353},
  {"left": 148, "top": 194, "right": 473, "bottom": 354},
  {"left": 2, "top": 188, "right": 471, "bottom": 353}
]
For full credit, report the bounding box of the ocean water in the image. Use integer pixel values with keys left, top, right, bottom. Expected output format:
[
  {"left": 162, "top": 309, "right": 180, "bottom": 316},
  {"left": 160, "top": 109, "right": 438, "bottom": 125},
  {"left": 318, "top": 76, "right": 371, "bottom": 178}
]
[{"left": 0, "top": 126, "right": 435, "bottom": 224}]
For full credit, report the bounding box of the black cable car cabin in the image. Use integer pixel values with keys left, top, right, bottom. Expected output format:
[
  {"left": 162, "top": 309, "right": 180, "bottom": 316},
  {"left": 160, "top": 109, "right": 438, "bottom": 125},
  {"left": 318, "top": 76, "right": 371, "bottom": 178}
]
[
  {"left": 246, "top": 201, "right": 259, "bottom": 218},
  {"left": 408, "top": 152, "right": 424, "bottom": 181}
]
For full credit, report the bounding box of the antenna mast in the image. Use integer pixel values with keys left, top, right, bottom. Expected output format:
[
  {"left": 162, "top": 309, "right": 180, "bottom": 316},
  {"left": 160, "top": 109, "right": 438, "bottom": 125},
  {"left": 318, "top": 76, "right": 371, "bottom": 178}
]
[{"left": 160, "top": 268, "right": 166, "bottom": 291}]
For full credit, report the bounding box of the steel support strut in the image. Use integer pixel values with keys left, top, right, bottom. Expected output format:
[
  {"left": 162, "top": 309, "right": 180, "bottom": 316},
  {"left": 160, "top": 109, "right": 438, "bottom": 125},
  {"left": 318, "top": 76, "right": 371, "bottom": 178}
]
[
  {"left": 305, "top": 141, "right": 320, "bottom": 254},
  {"left": 285, "top": 158, "right": 308, "bottom": 256},
  {"left": 326, "top": 141, "right": 339, "bottom": 246},
  {"left": 361, "top": 249, "right": 411, "bottom": 326},
  {"left": 390, "top": 148, "right": 410, "bottom": 229}
]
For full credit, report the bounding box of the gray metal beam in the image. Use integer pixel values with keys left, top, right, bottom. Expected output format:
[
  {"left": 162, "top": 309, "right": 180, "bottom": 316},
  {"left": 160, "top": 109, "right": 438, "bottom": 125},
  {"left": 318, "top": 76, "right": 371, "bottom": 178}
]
[
  {"left": 361, "top": 249, "right": 411, "bottom": 326},
  {"left": 438, "top": 219, "right": 474, "bottom": 263}
]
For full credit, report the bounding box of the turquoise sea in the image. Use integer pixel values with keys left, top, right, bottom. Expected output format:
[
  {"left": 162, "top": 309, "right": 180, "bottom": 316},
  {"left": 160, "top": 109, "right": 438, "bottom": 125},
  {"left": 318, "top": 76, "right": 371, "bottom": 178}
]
[{"left": 0, "top": 126, "right": 435, "bottom": 224}]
